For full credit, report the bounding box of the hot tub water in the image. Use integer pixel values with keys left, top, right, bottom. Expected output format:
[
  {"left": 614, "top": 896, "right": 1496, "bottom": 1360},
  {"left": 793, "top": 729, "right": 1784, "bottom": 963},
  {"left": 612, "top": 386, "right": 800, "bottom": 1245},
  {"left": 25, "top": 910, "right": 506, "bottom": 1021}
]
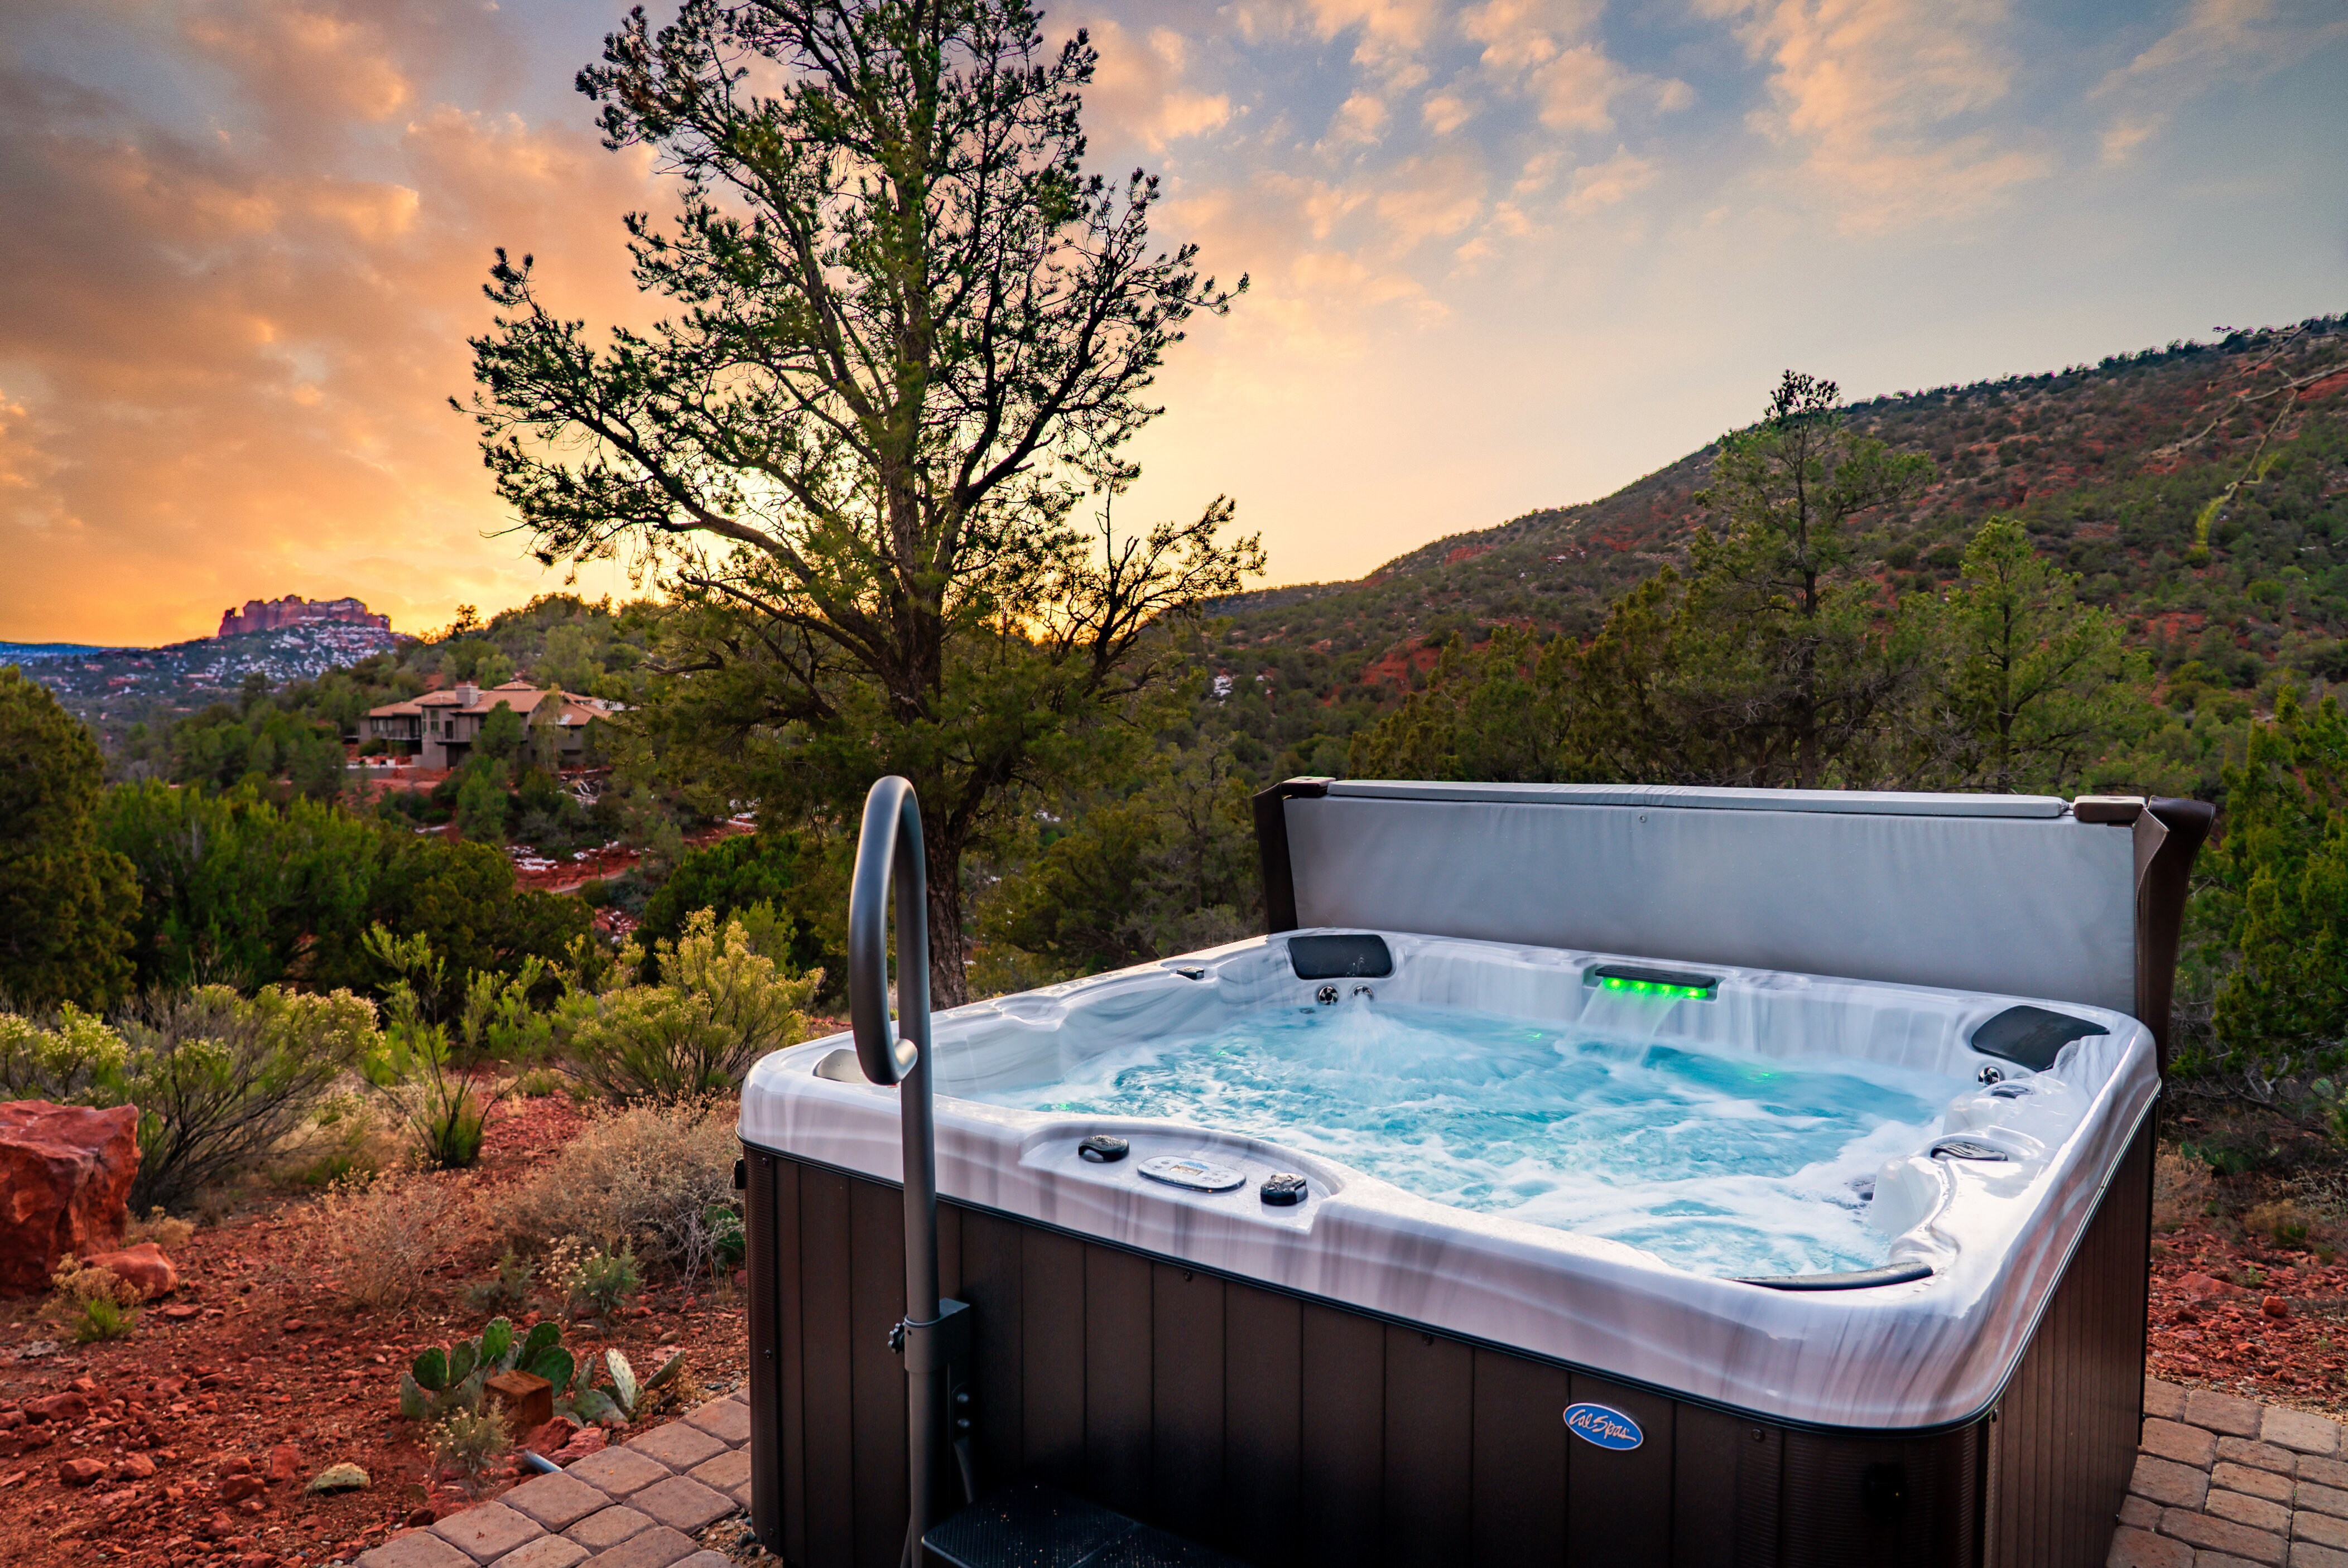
[{"left": 955, "top": 996, "right": 1967, "bottom": 1278}]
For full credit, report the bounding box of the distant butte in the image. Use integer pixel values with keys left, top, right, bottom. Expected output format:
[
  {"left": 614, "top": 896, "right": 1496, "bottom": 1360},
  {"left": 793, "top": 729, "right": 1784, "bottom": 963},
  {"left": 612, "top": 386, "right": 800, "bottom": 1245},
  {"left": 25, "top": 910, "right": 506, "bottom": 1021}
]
[{"left": 216, "top": 594, "right": 390, "bottom": 638}]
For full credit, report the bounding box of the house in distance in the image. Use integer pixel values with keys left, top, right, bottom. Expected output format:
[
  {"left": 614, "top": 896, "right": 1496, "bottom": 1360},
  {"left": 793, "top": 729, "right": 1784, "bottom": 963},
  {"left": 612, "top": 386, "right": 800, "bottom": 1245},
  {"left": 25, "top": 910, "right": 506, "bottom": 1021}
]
[{"left": 363, "top": 679, "right": 619, "bottom": 770}]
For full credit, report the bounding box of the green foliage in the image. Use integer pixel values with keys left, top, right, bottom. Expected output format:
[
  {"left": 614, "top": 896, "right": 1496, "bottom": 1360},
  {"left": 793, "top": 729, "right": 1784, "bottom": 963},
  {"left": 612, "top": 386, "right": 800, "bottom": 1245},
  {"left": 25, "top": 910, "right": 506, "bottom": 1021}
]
[
  {"left": 467, "top": 0, "right": 1260, "bottom": 1005},
  {"left": 427, "top": 1406, "right": 511, "bottom": 1495},
  {"left": 559, "top": 1242, "right": 641, "bottom": 1320},
  {"left": 2197, "top": 691, "right": 2348, "bottom": 1090},
  {"left": 360, "top": 837, "right": 589, "bottom": 1014},
  {"left": 637, "top": 833, "right": 840, "bottom": 985},
  {"left": 458, "top": 958, "right": 554, "bottom": 1068},
  {"left": 705, "top": 1203, "right": 745, "bottom": 1271},
  {"left": 97, "top": 783, "right": 380, "bottom": 991},
  {"left": 465, "top": 1248, "right": 538, "bottom": 1315},
  {"left": 363, "top": 927, "right": 496, "bottom": 1168},
  {"left": 0, "top": 665, "right": 138, "bottom": 1008},
  {"left": 475, "top": 702, "right": 526, "bottom": 764},
  {"left": 454, "top": 763, "right": 511, "bottom": 845},
  {"left": 1900, "top": 518, "right": 2154, "bottom": 792},
  {"left": 401, "top": 1315, "right": 579, "bottom": 1425},
  {"left": 561, "top": 911, "right": 817, "bottom": 1101},
  {"left": 166, "top": 700, "right": 347, "bottom": 800},
  {"left": 71, "top": 1294, "right": 138, "bottom": 1344},
  {"left": 977, "top": 737, "right": 1258, "bottom": 982},
  {"left": 0, "top": 986, "right": 380, "bottom": 1209}
]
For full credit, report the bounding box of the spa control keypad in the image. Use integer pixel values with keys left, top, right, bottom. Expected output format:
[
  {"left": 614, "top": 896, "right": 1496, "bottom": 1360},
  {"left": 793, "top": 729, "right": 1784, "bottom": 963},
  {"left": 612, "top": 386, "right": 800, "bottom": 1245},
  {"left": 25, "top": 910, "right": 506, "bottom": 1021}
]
[{"left": 1137, "top": 1155, "right": 1248, "bottom": 1192}]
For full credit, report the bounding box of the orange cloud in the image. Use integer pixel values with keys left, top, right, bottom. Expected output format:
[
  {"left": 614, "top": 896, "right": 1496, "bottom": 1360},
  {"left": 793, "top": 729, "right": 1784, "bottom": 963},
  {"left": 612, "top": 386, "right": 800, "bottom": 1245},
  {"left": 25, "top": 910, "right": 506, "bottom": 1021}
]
[{"left": 0, "top": 0, "right": 659, "bottom": 645}]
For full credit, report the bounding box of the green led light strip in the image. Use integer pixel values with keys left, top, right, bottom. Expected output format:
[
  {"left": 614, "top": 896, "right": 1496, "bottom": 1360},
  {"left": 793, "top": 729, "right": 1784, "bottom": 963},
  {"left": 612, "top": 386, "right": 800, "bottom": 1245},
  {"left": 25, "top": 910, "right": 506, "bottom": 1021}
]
[{"left": 1598, "top": 975, "right": 1712, "bottom": 1000}]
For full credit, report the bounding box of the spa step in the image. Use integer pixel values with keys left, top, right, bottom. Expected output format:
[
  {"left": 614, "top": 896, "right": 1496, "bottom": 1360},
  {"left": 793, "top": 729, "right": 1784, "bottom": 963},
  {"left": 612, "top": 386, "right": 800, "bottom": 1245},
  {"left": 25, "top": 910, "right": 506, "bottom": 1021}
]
[{"left": 922, "top": 1482, "right": 1245, "bottom": 1568}]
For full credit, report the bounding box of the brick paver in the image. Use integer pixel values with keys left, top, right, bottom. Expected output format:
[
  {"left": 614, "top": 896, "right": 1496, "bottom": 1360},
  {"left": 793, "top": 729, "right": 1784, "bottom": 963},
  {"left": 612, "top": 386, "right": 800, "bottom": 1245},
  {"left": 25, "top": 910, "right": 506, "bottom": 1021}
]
[
  {"left": 503, "top": 1473, "right": 612, "bottom": 1531},
  {"left": 2190, "top": 1390, "right": 2272, "bottom": 1440},
  {"left": 687, "top": 1449, "right": 749, "bottom": 1494},
  {"left": 2144, "top": 1417, "right": 2221, "bottom": 1468},
  {"left": 564, "top": 1447, "right": 672, "bottom": 1499},
  {"left": 491, "top": 1538, "right": 590, "bottom": 1568},
  {"left": 565, "top": 1506, "right": 653, "bottom": 1551},
  {"left": 629, "top": 1475, "right": 734, "bottom": 1533},
  {"left": 2096, "top": 1381, "right": 2348, "bottom": 1568},
  {"left": 625, "top": 1421, "right": 728, "bottom": 1473},
  {"left": 362, "top": 1534, "right": 478, "bottom": 1568},
  {"left": 682, "top": 1398, "right": 751, "bottom": 1446},
  {"left": 581, "top": 1526, "right": 696, "bottom": 1568},
  {"left": 2267, "top": 1408, "right": 2344, "bottom": 1456},
  {"left": 432, "top": 1502, "right": 545, "bottom": 1564}
]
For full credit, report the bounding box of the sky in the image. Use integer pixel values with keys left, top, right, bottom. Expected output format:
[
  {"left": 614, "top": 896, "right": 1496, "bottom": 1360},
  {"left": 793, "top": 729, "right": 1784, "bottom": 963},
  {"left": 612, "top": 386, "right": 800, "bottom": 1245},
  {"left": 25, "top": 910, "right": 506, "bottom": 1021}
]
[{"left": 2, "top": 0, "right": 2344, "bottom": 647}]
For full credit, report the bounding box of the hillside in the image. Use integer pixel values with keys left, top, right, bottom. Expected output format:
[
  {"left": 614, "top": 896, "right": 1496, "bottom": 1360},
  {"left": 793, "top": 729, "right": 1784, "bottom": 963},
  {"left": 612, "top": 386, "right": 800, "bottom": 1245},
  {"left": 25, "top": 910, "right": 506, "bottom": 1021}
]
[{"left": 1193, "top": 316, "right": 2348, "bottom": 779}]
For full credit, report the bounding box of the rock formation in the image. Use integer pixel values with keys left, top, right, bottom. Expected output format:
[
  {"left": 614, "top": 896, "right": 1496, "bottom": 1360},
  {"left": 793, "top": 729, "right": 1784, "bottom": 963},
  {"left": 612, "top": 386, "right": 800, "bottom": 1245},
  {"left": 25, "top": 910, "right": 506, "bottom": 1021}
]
[
  {"left": 216, "top": 595, "right": 391, "bottom": 638},
  {"left": 0, "top": 1102, "right": 139, "bottom": 1293}
]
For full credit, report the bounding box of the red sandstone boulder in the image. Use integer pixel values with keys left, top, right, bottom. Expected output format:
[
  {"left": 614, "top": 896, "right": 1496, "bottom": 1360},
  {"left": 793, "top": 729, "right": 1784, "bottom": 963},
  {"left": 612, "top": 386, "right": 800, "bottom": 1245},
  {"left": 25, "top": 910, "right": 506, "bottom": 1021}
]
[
  {"left": 0, "top": 1102, "right": 139, "bottom": 1294},
  {"left": 84, "top": 1242, "right": 178, "bottom": 1299}
]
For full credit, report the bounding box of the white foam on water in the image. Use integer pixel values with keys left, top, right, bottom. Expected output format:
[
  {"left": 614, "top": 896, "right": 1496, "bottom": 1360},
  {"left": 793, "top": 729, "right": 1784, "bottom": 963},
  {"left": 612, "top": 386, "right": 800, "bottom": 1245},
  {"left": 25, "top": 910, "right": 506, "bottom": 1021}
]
[{"left": 961, "top": 996, "right": 1967, "bottom": 1278}]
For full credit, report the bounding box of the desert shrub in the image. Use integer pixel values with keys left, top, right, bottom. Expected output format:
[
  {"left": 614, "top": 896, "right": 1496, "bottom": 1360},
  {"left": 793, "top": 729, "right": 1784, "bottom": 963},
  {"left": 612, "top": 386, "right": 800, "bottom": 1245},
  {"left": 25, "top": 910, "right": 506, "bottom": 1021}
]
[
  {"left": 510, "top": 1066, "right": 565, "bottom": 1098},
  {"left": 456, "top": 959, "right": 555, "bottom": 1069},
  {"left": 51, "top": 1257, "right": 142, "bottom": 1343},
  {"left": 561, "top": 910, "right": 817, "bottom": 1101},
  {"left": 127, "top": 1208, "right": 195, "bottom": 1251},
  {"left": 316, "top": 1171, "right": 470, "bottom": 1309},
  {"left": 0, "top": 986, "right": 379, "bottom": 1209},
  {"left": 465, "top": 1248, "right": 537, "bottom": 1315},
  {"left": 552, "top": 1239, "right": 642, "bottom": 1319},
  {"left": 2246, "top": 1199, "right": 2315, "bottom": 1248},
  {"left": 428, "top": 1406, "right": 510, "bottom": 1495},
  {"left": 507, "top": 1099, "right": 738, "bottom": 1281},
  {"left": 0, "top": 1005, "right": 128, "bottom": 1102},
  {"left": 117, "top": 986, "right": 380, "bottom": 1208},
  {"left": 363, "top": 926, "right": 497, "bottom": 1169},
  {"left": 2153, "top": 1149, "right": 2215, "bottom": 1232}
]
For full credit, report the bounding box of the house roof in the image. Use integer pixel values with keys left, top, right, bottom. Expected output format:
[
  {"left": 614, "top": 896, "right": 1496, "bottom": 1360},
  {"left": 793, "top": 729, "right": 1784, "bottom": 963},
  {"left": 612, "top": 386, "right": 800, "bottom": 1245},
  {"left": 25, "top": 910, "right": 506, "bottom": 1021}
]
[{"left": 366, "top": 681, "right": 619, "bottom": 722}]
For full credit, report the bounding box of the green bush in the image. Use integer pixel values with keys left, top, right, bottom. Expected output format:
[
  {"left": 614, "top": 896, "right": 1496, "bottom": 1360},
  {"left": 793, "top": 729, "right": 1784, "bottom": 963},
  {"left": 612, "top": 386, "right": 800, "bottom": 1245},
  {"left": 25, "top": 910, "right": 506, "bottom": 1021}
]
[
  {"left": 363, "top": 926, "right": 495, "bottom": 1169},
  {"left": 0, "top": 667, "right": 138, "bottom": 1009},
  {"left": 0, "top": 986, "right": 379, "bottom": 1209},
  {"left": 560, "top": 910, "right": 817, "bottom": 1101}
]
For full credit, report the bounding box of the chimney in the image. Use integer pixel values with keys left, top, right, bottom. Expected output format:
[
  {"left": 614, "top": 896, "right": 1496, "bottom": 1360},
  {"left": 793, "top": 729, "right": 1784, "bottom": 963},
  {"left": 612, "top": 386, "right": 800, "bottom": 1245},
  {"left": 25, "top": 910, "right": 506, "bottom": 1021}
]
[{"left": 458, "top": 683, "right": 480, "bottom": 707}]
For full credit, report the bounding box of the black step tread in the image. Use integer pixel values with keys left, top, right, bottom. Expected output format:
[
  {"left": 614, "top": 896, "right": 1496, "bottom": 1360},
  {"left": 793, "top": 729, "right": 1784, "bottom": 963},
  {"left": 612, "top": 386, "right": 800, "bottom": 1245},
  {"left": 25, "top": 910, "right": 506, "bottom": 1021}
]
[{"left": 923, "top": 1482, "right": 1243, "bottom": 1568}]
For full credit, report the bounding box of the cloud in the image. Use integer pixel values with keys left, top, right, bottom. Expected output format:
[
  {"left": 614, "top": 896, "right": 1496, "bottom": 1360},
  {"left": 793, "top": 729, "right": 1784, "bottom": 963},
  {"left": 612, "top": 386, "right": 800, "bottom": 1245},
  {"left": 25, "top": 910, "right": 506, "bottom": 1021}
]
[
  {"left": 1702, "top": 0, "right": 2049, "bottom": 228},
  {"left": 1079, "top": 20, "right": 1234, "bottom": 152},
  {"left": 1562, "top": 147, "right": 1657, "bottom": 214},
  {"left": 0, "top": 1, "right": 661, "bottom": 644},
  {"left": 2091, "top": 0, "right": 2348, "bottom": 157}
]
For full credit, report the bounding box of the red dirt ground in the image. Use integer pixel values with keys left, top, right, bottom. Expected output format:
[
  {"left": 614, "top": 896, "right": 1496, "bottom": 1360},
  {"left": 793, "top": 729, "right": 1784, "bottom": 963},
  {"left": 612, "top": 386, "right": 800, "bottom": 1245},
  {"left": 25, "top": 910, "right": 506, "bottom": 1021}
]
[{"left": 0, "top": 1096, "right": 749, "bottom": 1568}]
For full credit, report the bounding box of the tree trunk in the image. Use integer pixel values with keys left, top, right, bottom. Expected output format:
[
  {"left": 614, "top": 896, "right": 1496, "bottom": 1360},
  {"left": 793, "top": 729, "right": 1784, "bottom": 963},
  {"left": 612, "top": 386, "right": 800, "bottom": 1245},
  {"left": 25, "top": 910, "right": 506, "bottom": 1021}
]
[{"left": 924, "top": 827, "right": 971, "bottom": 1009}]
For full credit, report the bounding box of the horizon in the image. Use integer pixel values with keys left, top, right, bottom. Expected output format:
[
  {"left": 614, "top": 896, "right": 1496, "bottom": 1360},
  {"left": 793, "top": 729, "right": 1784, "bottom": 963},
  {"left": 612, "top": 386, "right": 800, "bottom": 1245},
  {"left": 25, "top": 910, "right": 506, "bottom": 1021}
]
[{"left": 3, "top": 0, "right": 2344, "bottom": 647}]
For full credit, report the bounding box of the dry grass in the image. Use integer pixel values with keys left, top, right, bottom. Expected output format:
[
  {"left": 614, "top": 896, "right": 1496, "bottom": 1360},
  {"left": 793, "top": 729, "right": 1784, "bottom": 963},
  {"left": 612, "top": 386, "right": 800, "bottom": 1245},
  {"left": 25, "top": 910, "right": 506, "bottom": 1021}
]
[
  {"left": 2154, "top": 1149, "right": 2216, "bottom": 1233},
  {"left": 2245, "top": 1198, "right": 2316, "bottom": 1248},
  {"left": 126, "top": 1208, "right": 195, "bottom": 1252},
  {"left": 312, "top": 1170, "right": 472, "bottom": 1310},
  {"left": 503, "top": 1097, "right": 739, "bottom": 1284}
]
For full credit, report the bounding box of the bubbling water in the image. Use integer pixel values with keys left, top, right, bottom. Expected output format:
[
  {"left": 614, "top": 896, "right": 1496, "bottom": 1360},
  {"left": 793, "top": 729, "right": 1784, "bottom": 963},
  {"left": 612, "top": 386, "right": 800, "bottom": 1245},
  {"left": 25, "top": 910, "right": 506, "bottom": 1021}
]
[{"left": 971, "top": 997, "right": 1963, "bottom": 1278}]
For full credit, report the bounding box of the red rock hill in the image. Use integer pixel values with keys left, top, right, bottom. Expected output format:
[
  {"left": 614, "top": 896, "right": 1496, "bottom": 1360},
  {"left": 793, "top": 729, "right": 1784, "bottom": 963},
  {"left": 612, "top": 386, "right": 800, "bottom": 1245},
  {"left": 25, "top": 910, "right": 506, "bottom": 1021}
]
[{"left": 216, "top": 594, "right": 390, "bottom": 637}]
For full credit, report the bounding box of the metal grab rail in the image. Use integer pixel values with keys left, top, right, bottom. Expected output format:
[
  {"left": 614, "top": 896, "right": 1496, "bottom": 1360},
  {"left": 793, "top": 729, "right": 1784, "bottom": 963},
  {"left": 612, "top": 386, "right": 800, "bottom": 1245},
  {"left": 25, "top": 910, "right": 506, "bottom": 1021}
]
[{"left": 848, "top": 776, "right": 959, "bottom": 1567}]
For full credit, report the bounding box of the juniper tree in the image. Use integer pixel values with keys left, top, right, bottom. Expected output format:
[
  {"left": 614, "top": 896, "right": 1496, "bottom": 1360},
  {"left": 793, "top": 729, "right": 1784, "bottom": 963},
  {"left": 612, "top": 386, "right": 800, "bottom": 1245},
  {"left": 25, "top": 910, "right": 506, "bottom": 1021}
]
[{"left": 465, "top": 0, "right": 1258, "bottom": 1002}]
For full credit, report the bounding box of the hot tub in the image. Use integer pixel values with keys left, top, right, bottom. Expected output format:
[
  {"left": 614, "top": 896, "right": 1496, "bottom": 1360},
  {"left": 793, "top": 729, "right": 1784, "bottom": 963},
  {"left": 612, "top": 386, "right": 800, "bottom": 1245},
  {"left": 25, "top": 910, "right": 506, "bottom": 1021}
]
[{"left": 738, "top": 782, "right": 2211, "bottom": 1568}]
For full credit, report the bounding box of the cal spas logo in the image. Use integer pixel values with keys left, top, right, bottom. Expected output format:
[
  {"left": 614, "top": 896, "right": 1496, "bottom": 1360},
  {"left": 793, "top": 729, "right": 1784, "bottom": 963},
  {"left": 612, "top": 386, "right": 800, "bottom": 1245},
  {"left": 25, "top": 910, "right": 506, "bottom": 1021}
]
[{"left": 1563, "top": 1402, "right": 1643, "bottom": 1451}]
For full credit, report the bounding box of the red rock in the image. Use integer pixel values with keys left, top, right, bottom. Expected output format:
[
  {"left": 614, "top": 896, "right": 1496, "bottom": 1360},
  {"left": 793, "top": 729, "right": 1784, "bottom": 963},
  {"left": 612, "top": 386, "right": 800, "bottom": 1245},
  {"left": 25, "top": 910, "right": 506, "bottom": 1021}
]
[
  {"left": 405, "top": 1507, "right": 435, "bottom": 1528},
  {"left": 58, "top": 1456, "right": 107, "bottom": 1486},
  {"left": 2263, "top": 1295, "right": 2291, "bottom": 1319},
  {"left": 267, "top": 1445, "right": 299, "bottom": 1485},
  {"left": 522, "top": 1416, "right": 580, "bottom": 1455},
  {"left": 2177, "top": 1271, "right": 2246, "bottom": 1302},
  {"left": 68, "top": 1376, "right": 95, "bottom": 1393},
  {"left": 0, "top": 1102, "right": 139, "bottom": 1294},
  {"left": 218, "top": 1473, "right": 264, "bottom": 1503},
  {"left": 218, "top": 1453, "right": 252, "bottom": 1475},
  {"left": 96, "top": 1486, "right": 138, "bottom": 1509},
  {"left": 116, "top": 1453, "right": 156, "bottom": 1479},
  {"left": 548, "top": 1426, "right": 605, "bottom": 1463},
  {"left": 85, "top": 1243, "right": 179, "bottom": 1300},
  {"left": 0, "top": 1410, "right": 21, "bottom": 1431},
  {"left": 199, "top": 1511, "right": 235, "bottom": 1540},
  {"left": 161, "top": 1305, "right": 201, "bottom": 1321},
  {"left": 25, "top": 1392, "right": 89, "bottom": 1424}
]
